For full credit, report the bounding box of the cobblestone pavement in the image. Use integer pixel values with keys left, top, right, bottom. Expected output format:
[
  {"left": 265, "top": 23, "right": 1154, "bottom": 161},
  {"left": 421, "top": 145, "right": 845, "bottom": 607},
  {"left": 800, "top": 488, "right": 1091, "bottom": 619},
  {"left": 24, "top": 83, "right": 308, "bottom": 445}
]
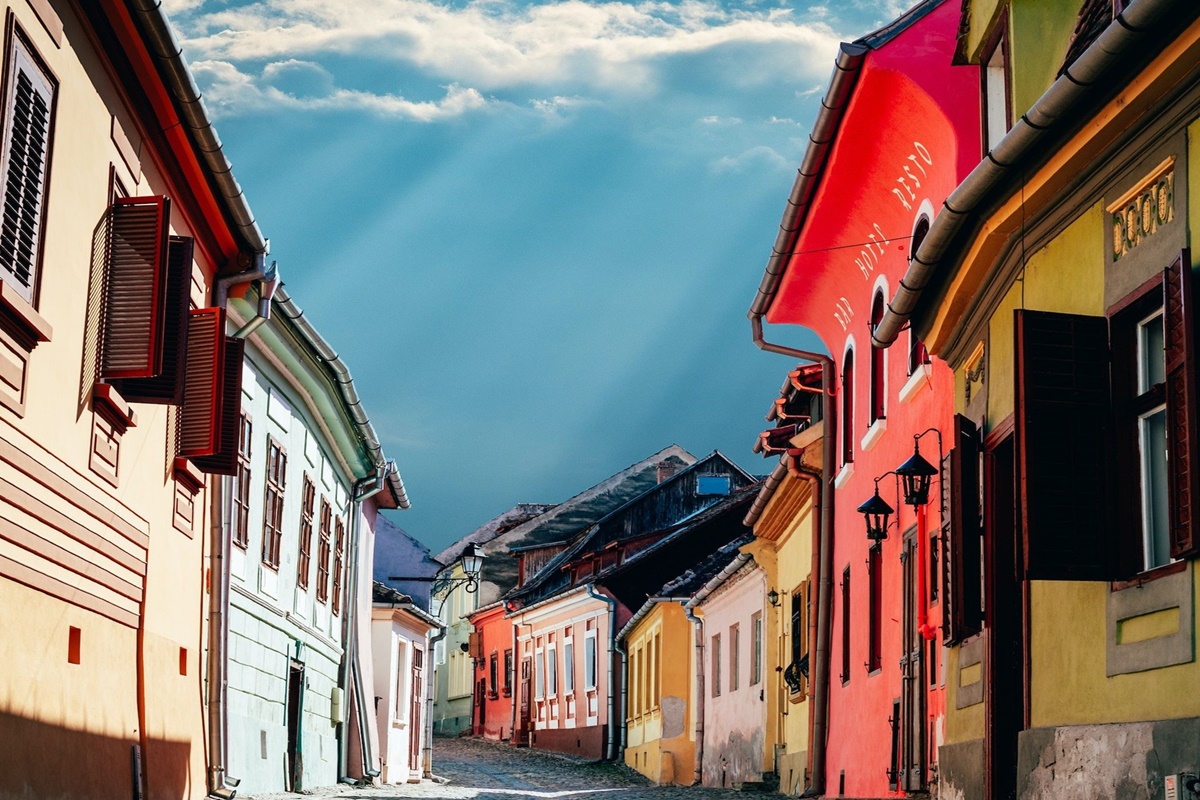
[{"left": 245, "top": 735, "right": 763, "bottom": 800}]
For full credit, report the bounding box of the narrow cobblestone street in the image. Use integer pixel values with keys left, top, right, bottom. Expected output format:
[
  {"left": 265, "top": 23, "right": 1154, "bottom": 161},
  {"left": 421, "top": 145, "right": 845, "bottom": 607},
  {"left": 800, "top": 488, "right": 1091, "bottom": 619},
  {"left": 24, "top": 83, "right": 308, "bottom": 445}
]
[{"left": 246, "top": 736, "right": 760, "bottom": 800}]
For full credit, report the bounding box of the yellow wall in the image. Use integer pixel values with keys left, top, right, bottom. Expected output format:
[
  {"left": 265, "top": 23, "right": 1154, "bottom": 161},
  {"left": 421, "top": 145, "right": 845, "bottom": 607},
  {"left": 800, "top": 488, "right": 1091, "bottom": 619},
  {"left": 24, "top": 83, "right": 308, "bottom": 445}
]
[
  {"left": 1009, "top": 1, "right": 1077, "bottom": 117},
  {"left": 624, "top": 602, "right": 695, "bottom": 785}
]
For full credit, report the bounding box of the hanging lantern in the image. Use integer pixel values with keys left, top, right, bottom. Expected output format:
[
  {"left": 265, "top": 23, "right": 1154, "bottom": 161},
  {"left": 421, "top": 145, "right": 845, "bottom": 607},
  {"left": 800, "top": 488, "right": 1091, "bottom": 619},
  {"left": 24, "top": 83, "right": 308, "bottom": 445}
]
[
  {"left": 857, "top": 488, "right": 895, "bottom": 542},
  {"left": 895, "top": 443, "right": 938, "bottom": 507}
]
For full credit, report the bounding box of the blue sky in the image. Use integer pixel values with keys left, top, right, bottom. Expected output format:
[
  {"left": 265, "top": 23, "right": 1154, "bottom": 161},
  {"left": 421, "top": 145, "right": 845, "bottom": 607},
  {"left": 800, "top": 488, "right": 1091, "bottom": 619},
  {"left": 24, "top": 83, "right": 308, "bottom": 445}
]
[{"left": 164, "top": 0, "right": 912, "bottom": 553}]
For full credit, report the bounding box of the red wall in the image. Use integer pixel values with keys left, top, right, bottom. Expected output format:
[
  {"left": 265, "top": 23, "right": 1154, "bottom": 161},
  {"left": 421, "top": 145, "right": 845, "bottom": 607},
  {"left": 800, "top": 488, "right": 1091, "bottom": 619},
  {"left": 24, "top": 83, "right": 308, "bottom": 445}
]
[
  {"left": 470, "top": 605, "right": 516, "bottom": 742},
  {"left": 764, "top": 2, "right": 979, "bottom": 796}
]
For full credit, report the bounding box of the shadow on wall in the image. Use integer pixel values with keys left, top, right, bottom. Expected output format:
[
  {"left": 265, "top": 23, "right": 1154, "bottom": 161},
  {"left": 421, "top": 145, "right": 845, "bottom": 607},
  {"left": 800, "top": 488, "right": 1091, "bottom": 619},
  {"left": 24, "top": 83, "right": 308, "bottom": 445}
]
[{"left": 0, "top": 711, "right": 192, "bottom": 800}]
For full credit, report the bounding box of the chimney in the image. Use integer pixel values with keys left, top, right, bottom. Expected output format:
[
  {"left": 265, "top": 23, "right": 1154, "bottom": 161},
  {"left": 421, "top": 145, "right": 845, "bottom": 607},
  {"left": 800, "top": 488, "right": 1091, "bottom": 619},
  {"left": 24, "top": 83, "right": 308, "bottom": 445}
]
[{"left": 656, "top": 460, "right": 681, "bottom": 484}]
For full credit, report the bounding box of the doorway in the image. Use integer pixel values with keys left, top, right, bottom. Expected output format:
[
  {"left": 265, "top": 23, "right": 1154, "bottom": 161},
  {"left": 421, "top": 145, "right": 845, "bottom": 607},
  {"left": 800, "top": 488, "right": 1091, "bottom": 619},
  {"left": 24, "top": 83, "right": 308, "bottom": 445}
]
[
  {"left": 285, "top": 659, "right": 305, "bottom": 791},
  {"left": 900, "top": 529, "right": 926, "bottom": 792},
  {"left": 410, "top": 648, "right": 424, "bottom": 772},
  {"left": 985, "top": 435, "right": 1025, "bottom": 800}
]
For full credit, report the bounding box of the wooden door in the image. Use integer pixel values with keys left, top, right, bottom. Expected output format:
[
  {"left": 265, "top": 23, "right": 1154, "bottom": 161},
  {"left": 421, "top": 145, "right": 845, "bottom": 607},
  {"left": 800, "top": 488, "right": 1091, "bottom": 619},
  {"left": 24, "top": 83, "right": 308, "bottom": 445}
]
[
  {"left": 286, "top": 660, "right": 305, "bottom": 791},
  {"left": 900, "top": 532, "right": 926, "bottom": 792},
  {"left": 517, "top": 657, "right": 532, "bottom": 742},
  {"left": 410, "top": 648, "right": 424, "bottom": 772}
]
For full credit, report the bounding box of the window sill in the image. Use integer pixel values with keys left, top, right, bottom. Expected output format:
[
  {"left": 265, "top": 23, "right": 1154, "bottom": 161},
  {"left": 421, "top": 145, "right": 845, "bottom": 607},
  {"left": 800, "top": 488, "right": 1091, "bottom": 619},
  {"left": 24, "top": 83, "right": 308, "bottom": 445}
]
[
  {"left": 833, "top": 463, "right": 854, "bottom": 489},
  {"left": 899, "top": 365, "right": 932, "bottom": 404},
  {"left": 1110, "top": 559, "right": 1188, "bottom": 592},
  {"left": 0, "top": 281, "right": 52, "bottom": 347},
  {"left": 860, "top": 418, "right": 887, "bottom": 452}
]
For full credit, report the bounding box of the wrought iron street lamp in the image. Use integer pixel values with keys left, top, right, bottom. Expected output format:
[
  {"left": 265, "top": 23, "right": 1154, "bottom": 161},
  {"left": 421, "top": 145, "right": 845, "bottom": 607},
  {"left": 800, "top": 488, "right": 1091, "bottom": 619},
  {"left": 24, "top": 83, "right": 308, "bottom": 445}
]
[
  {"left": 389, "top": 542, "right": 486, "bottom": 599},
  {"left": 857, "top": 474, "right": 896, "bottom": 542},
  {"left": 895, "top": 429, "right": 942, "bottom": 507}
]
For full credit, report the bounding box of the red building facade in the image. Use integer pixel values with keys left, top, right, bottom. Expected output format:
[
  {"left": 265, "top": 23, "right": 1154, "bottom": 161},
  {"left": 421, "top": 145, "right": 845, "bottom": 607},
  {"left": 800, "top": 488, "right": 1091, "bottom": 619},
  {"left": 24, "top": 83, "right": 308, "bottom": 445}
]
[
  {"left": 468, "top": 602, "right": 517, "bottom": 742},
  {"left": 751, "top": 1, "right": 979, "bottom": 795}
]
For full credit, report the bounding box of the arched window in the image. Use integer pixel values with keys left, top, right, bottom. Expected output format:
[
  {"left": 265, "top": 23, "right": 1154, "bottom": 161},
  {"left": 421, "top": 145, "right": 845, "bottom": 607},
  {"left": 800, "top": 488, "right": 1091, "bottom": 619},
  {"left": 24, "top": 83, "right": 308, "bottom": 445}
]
[
  {"left": 908, "top": 217, "right": 932, "bottom": 375},
  {"left": 842, "top": 348, "right": 855, "bottom": 464},
  {"left": 870, "top": 292, "right": 886, "bottom": 424}
]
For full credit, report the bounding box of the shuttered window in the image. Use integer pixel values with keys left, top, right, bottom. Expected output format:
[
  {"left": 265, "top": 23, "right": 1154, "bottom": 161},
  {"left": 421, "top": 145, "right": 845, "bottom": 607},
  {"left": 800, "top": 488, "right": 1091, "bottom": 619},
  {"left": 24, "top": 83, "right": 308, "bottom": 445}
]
[
  {"left": 192, "top": 337, "right": 245, "bottom": 474},
  {"left": 870, "top": 292, "right": 886, "bottom": 423},
  {"left": 943, "top": 415, "right": 982, "bottom": 643},
  {"left": 0, "top": 32, "right": 54, "bottom": 304},
  {"left": 261, "top": 439, "right": 285, "bottom": 569},
  {"left": 102, "top": 197, "right": 172, "bottom": 379},
  {"left": 231, "top": 414, "right": 251, "bottom": 549},
  {"left": 1163, "top": 255, "right": 1199, "bottom": 559},
  {"left": 316, "top": 499, "right": 332, "bottom": 603},
  {"left": 297, "top": 476, "right": 315, "bottom": 590},
  {"left": 1016, "top": 309, "right": 1121, "bottom": 580},
  {"left": 110, "top": 232, "right": 188, "bottom": 400},
  {"left": 178, "top": 308, "right": 225, "bottom": 458},
  {"left": 842, "top": 349, "right": 855, "bottom": 464},
  {"left": 331, "top": 516, "right": 346, "bottom": 615}
]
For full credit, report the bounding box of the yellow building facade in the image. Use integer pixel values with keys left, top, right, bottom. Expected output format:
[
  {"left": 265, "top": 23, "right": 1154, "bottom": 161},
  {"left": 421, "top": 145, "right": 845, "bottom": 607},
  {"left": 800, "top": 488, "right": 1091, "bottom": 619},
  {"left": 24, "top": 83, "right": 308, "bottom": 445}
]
[{"left": 873, "top": 3, "right": 1200, "bottom": 798}]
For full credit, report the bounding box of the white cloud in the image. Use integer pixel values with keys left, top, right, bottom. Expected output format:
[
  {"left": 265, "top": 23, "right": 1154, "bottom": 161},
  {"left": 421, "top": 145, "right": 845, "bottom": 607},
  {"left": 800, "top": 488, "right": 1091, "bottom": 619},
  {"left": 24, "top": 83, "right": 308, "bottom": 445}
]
[
  {"left": 699, "top": 115, "right": 743, "bottom": 125},
  {"left": 192, "top": 60, "right": 492, "bottom": 121},
  {"left": 173, "top": 0, "right": 839, "bottom": 96},
  {"left": 796, "top": 84, "right": 823, "bottom": 97},
  {"left": 711, "top": 145, "right": 790, "bottom": 173},
  {"left": 767, "top": 115, "right": 797, "bottom": 124}
]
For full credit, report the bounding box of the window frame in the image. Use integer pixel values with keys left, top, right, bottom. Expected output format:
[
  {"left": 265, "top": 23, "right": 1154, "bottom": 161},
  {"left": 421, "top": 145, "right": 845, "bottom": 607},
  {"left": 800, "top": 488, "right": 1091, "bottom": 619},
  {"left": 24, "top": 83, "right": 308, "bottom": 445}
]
[
  {"left": 232, "top": 413, "right": 252, "bottom": 550},
  {"left": 869, "top": 291, "right": 887, "bottom": 424},
  {"left": 711, "top": 632, "right": 722, "bottom": 697},
  {"left": 331, "top": 514, "right": 347, "bottom": 615},
  {"left": 842, "top": 348, "right": 855, "bottom": 465},
  {"left": 316, "top": 498, "right": 332, "bottom": 603},
  {"left": 980, "top": 13, "right": 1012, "bottom": 154},
  {"left": 260, "top": 437, "right": 286, "bottom": 570},
  {"left": 868, "top": 543, "right": 883, "bottom": 673},
  {"left": 296, "top": 475, "right": 315, "bottom": 589}
]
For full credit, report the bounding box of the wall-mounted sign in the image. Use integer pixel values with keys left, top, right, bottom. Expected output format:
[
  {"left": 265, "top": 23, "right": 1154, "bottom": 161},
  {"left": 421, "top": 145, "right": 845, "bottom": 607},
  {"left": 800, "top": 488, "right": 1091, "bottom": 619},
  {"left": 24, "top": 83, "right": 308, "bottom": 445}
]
[{"left": 1107, "top": 157, "right": 1175, "bottom": 263}]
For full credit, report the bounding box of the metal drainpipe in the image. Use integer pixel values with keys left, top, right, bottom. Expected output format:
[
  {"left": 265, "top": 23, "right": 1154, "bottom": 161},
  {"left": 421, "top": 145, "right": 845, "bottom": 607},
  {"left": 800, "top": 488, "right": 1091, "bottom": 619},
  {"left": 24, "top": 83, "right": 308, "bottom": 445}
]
[
  {"left": 425, "top": 625, "right": 448, "bottom": 778},
  {"left": 510, "top": 614, "right": 531, "bottom": 744},
  {"left": 750, "top": 316, "right": 836, "bottom": 798},
  {"left": 614, "top": 636, "right": 628, "bottom": 761},
  {"left": 585, "top": 584, "right": 618, "bottom": 760},
  {"left": 684, "top": 606, "right": 705, "bottom": 786},
  {"left": 206, "top": 475, "right": 235, "bottom": 798},
  {"left": 787, "top": 457, "right": 823, "bottom": 791}
]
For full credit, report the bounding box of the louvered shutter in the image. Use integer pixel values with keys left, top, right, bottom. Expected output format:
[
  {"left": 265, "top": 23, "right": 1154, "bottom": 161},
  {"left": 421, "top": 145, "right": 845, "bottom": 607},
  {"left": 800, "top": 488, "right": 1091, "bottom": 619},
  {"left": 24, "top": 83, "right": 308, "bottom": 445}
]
[
  {"left": 1165, "top": 253, "right": 1199, "bottom": 559},
  {"left": 101, "top": 196, "right": 171, "bottom": 379},
  {"left": 112, "top": 236, "right": 191, "bottom": 403},
  {"left": 944, "top": 415, "right": 982, "bottom": 644},
  {"left": 193, "top": 337, "right": 245, "bottom": 475},
  {"left": 178, "top": 308, "right": 225, "bottom": 458},
  {"left": 1015, "top": 309, "right": 1120, "bottom": 580},
  {"left": 0, "top": 38, "right": 54, "bottom": 303}
]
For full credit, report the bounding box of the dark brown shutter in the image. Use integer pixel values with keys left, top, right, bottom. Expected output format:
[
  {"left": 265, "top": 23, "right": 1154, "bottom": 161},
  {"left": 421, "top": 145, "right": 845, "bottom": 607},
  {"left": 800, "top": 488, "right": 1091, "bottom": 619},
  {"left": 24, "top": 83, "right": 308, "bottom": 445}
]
[
  {"left": 192, "top": 337, "right": 245, "bottom": 475},
  {"left": 101, "top": 196, "right": 171, "bottom": 380},
  {"left": 1015, "top": 309, "right": 1119, "bottom": 580},
  {"left": 111, "top": 236, "right": 192, "bottom": 403},
  {"left": 1165, "top": 252, "right": 1199, "bottom": 559},
  {"left": 178, "top": 307, "right": 225, "bottom": 458},
  {"left": 944, "top": 414, "right": 982, "bottom": 644}
]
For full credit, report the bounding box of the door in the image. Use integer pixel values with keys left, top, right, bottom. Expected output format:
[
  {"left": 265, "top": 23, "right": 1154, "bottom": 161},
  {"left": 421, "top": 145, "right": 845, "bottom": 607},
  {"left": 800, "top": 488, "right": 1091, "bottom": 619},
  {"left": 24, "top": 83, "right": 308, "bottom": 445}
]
[
  {"left": 900, "top": 530, "right": 926, "bottom": 792},
  {"left": 517, "top": 657, "right": 532, "bottom": 743},
  {"left": 985, "top": 435, "right": 1025, "bottom": 800},
  {"left": 476, "top": 678, "right": 487, "bottom": 732},
  {"left": 285, "top": 660, "right": 305, "bottom": 791},
  {"left": 410, "top": 648, "right": 424, "bottom": 772}
]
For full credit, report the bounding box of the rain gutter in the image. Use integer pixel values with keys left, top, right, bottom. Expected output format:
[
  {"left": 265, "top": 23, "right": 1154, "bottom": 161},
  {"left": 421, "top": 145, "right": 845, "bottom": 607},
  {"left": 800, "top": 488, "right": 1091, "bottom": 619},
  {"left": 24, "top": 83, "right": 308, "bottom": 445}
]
[{"left": 872, "top": 0, "right": 1188, "bottom": 348}]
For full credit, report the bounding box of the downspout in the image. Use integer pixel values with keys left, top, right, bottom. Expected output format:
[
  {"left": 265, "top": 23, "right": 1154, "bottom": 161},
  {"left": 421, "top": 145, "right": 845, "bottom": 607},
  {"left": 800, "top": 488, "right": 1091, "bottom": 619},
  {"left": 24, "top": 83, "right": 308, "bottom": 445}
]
[
  {"left": 615, "top": 635, "right": 629, "bottom": 761},
  {"left": 425, "top": 625, "right": 448, "bottom": 778},
  {"left": 683, "top": 551, "right": 753, "bottom": 787},
  {"left": 684, "top": 606, "right": 705, "bottom": 787},
  {"left": 510, "top": 613, "right": 531, "bottom": 744},
  {"left": 748, "top": 316, "right": 836, "bottom": 797},
  {"left": 206, "top": 476, "right": 236, "bottom": 798},
  {"left": 585, "top": 584, "right": 619, "bottom": 761},
  {"left": 872, "top": 0, "right": 1187, "bottom": 348}
]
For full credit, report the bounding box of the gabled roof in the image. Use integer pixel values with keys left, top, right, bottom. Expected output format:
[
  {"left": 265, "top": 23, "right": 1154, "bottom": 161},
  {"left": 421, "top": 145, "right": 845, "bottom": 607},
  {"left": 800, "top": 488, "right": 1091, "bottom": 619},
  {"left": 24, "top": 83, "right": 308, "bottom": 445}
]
[
  {"left": 434, "top": 503, "right": 557, "bottom": 565},
  {"left": 506, "top": 452, "right": 755, "bottom": 604},
  {"left": 441, "top": 445, "right": 697, "bottom": 605}
]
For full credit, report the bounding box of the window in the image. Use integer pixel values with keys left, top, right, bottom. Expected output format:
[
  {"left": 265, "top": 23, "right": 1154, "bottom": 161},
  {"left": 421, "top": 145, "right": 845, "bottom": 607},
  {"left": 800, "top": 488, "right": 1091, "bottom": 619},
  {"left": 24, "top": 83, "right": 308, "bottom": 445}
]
[
  {"left": 711, "top": 633, "right": 721, "bottom": 697},
  {"left": 908, "top": 218, "right": 932, "bottom": 376},
  {"left": 488, "top": 652, "right": 499, "bottom": 698},
  {"left": 584, "top": 632, "right": 597, "bottom": 689},
  {"left": 785, "top": 583, "right": 808, "bottom": 697},
  {"left": 981, "top": 21, "right": 1011, "bottom": 152},
  {"left": 563, "top": 639, "right": 575, "bottom": 694},
  {"left": 652, "top": 632, "right": 661, "bottom": 708},
  {"left": 260, "top": 439, "right": 285, "bottom": 569},
  {"left": 945, "top": 415, "right": 983, "bottom": 643},
  {"left": 0, "top": 27, "right": 55, "bottom": 304},
  {"left": 870, "top": 293, "right": 886, "bottom": 424},
  {"left": 534, "top": 642, "right": 545, "bottom": 698},
  {"left": 842, "top": 349, "right": 855, "bottom": 463},
  {"left": 331, "top": 516, "right": 346, "bottom": 614},
  {"left": 296, "top": 476, "right": 315, "bottom": 589},
  {"left": 697, "top": 475, "right": 731, "bottom": 496},
  {"left": 232, "top": 414, "right": 252, "bottom": 549},
  {"left": 316, "top": 499, "right": 332, "bottom": 602},
  {"left": 868, "top": 544, "right": 882, "bottom": 672},
  {"left": 840, "top": 567, "right": 851, "bottom": 684},
  {"left": 750, "top": 611, "right": 763, "bottom": 686},
  {"left": 503, "top": 649, "right": 514, "bottom": 696},
  {"left": 729, "top": 623, "right": 740, "bottom": 691},
  {"left": 546, "top": 641, "right": 558, "bottom": 696},
  {"left": 394, "top": 639, "right": 408, "bottom": 723}
]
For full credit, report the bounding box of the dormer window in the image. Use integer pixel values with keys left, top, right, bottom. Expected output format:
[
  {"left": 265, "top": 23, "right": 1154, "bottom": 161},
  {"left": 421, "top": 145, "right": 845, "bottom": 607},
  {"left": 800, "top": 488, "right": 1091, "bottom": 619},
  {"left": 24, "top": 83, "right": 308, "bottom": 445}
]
[{"left": 697, "top": 475, "right": 730, "bottom": 496}]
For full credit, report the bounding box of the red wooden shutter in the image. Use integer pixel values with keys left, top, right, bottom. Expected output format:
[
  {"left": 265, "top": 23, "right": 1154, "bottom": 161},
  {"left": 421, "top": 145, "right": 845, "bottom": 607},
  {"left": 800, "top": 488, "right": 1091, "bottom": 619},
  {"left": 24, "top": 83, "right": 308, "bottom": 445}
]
[
  {"left": 101, "top": 196, "right": 171, "bottom": 380},
  {"left": 1015, "top": 309, "right": 1119, "bottom": 580},
  {"left": 178, "top": 308, "right": 225, "bottom": 458},
  {"left": 112, "top": 235, "right": 192, "bottom": 403},
  {"left": 192, "top": 337, "right": 245, "bottom": 474},
  {"left": 1165, "top": 252, "right": 1199, "bottom": 559},
  {"left": 944, "top": 414, "right": 982, "bottom": 644}
]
